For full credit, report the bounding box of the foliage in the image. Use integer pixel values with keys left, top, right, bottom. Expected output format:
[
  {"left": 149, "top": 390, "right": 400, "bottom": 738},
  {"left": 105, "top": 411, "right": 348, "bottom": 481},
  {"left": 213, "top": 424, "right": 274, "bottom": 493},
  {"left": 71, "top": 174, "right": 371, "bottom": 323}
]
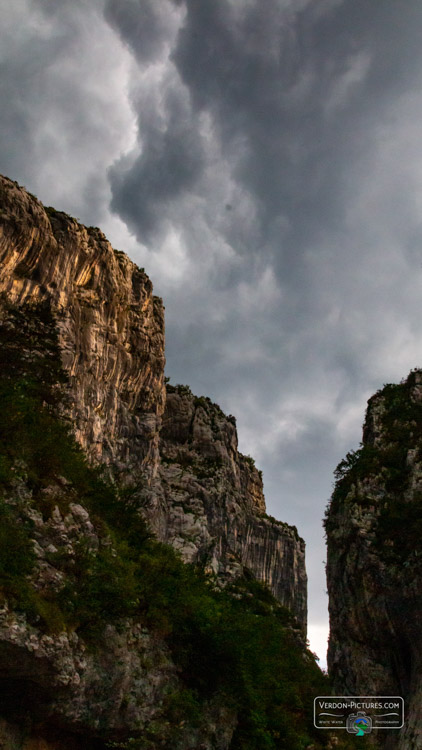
[
  {"left": 45, "top": 205, "right": 79, "bottom": 224},
  {"left": 0, "top": 295, "right": 68, "bottom": 408},
  {"left": 241, "top": 453, "right": 256, "bottom": 470},
  {"left": 166, "top": 383, "right": 192, "bottom": 396},
  {"left": 260, "top": 513, "right": 301, "bottom": 542},
  {"left": 0, "top": 495, "right": 36, "bottom": 609},
  {"left": 240, "top": 453, "right": 263, "bottom": 481}
]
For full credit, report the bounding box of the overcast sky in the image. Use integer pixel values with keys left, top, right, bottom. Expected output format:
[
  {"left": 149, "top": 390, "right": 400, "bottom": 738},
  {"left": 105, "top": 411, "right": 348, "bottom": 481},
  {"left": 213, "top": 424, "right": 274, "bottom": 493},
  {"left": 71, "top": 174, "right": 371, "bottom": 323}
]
[{"left": 2, "top": 0, "right": 422, "bottom": 667}]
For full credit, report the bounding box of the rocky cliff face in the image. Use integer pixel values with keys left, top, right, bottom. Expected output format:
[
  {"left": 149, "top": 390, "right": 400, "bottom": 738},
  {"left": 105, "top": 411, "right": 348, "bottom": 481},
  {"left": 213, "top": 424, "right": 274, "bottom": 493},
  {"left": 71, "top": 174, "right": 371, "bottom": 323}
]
[
  {"left": 155, "top": 386, "right": 307, "bottom": 625},
  {"left": 0, "top": 175, "right": 165, "bottom": 478},
  {"left": 0, "top": 468, "right": 236, "bottom": 750},
  {"left": 0, "top": 174, "right": 306, "bottom": 629},
  {"left": 326, "top": 370, "right": 422, "bottom": 749},
  {"left": 0, "top": 175, "right": 310, "bottom": 749}
]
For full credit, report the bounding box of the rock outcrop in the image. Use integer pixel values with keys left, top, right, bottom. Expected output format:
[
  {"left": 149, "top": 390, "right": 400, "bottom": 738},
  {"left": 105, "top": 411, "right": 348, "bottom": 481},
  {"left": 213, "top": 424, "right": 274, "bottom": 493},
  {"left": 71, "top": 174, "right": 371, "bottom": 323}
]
[
  {"left": 0, "top": 476, "right": 236, "bottom": 750},
  {"left": 326, "top": 370, "right": 422, "bottom": 749}
]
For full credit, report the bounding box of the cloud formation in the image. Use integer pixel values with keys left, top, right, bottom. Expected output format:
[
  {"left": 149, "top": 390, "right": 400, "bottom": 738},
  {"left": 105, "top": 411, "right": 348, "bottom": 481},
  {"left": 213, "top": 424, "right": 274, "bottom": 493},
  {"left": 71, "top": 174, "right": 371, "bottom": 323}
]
[{"left": 2, "top": 0, "right": 422, "bottom": 664}]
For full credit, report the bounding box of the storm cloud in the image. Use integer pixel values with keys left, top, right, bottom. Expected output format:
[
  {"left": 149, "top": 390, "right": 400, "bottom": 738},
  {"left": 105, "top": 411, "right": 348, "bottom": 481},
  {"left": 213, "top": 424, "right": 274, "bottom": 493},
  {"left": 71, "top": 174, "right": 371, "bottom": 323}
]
[{"left": 2, "top": 0, "right": 422, "bottom": 664}]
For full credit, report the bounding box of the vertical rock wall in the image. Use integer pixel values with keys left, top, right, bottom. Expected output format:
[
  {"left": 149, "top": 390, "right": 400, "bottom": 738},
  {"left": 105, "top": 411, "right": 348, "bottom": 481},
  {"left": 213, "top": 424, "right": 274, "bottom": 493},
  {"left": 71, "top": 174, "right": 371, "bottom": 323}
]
[
  {"left": 326, "top": 370, "right": 422, "bottom": 749},
  {"left": 156, "top": 387, "right": 307, "bottom": 627}
]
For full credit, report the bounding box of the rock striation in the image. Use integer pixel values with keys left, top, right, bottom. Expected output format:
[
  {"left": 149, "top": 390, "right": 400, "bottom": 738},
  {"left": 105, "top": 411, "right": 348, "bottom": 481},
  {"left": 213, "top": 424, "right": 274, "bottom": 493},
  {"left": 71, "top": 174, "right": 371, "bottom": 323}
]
[{"left": 326, "top": 370, "right": 422, "bottom": 749}]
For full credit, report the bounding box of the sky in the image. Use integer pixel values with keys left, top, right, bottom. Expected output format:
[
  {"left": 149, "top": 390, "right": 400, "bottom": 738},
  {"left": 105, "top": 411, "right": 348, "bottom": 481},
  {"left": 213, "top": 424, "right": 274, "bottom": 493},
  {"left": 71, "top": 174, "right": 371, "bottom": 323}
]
[{"left": 2, "top": 0, "right": 422, "bottom": 668}]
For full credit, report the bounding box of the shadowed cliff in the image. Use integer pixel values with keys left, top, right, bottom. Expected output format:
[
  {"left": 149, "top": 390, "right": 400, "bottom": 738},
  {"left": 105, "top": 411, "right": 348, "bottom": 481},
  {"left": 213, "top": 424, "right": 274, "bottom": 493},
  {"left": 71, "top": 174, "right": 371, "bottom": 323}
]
[{"left": 326, "top": 371, "right": 422, "bottom": 749}]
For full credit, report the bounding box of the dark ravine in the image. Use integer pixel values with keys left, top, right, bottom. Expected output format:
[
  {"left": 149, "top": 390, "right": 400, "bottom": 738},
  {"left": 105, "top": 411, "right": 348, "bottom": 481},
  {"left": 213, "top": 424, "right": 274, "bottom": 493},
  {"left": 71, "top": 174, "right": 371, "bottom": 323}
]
[
  {"left": 326, "top": 370, "right": 422, "bottom": 749},
  {"left": 0, "top": 175, "right": 324, "bottom": 750}
]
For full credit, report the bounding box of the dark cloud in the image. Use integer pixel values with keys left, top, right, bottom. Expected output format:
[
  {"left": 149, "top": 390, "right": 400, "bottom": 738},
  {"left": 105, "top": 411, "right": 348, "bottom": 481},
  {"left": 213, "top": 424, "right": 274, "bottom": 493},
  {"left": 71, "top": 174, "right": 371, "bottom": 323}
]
[
  {"left": 104, "top": 0, "right": 179, "bottom": 64},
  {"left": 171, "top": 0, "right": 422, "bottom": 256},
  {"left": 108, "top": 83, "right": 205, "bottom": 239},
  {"left": 104, "top": 0, "right": 422, "bottom": 333}
]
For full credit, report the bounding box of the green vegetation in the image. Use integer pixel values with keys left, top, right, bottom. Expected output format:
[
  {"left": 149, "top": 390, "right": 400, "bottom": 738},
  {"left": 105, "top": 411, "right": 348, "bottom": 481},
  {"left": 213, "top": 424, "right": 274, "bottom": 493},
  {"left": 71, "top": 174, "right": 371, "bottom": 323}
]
[
  {"left": 45, "top": 205, "right": 79, "bottom": 224},
  {"left": 327, "top": 379, "right": 418, "bottom": 520},
  {"left": 326, "top": 444, "right": 380, "bottom": 521},
  {"left": 260, "top": 513, "right": 301, "bottom": 542},
  {"left": 241, "top": 454, "right": 256, "bottom": 470},
  {"left": 0, "top": 298, "right": 345, "bottom": 748},
  {"left": 167, "top": 383, "right": 193, "bottom": 396},
  {"left": 239, "top": 453, "right": 263, "bottom": 482},
  {"left": 193, "top": 394, "right": 223, "bottom": 419}
]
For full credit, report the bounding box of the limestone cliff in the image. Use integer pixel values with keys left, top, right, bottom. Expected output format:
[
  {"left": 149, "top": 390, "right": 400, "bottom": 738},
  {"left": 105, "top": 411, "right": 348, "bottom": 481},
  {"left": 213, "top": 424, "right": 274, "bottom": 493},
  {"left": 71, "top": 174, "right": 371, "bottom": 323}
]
[
  {"left": 0, "top": 175, "right": 314, "bottom": 750},
  {"left": 0, "top": 174, "right": 306, "bottom": 629},
  {"left": 326, "top": 370, "right": 422, "bottom": 749},
  {"left": 155, "top": 386, "right": 307, "bottom": 625},
  {"left": 0, "top": 175, "right": 165, "bottom": 477}
]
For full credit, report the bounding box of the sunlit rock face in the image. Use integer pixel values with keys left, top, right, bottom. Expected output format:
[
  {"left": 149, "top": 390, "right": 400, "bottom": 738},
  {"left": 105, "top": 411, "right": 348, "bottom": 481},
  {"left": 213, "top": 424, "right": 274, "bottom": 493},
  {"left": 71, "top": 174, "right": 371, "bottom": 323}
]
[
  {"left": 326, "top": 371, "right": 422, "bottom": 749},
  {"left": 0, "top": 174, "right": 166, "bottom": 479}
]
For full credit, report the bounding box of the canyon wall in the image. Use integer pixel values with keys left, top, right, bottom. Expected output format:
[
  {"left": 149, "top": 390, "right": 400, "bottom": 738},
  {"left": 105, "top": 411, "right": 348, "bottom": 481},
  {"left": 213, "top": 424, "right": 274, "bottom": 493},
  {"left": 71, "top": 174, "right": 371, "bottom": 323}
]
[
  {"left": 326, "top": 370, "right": 422, "bottom": 749},
  {"left": 156, "top": 386, "right": 307, "bottom": 624},
  {"left": 0, "top": 175, "right": 310, "bottom": 748}
]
